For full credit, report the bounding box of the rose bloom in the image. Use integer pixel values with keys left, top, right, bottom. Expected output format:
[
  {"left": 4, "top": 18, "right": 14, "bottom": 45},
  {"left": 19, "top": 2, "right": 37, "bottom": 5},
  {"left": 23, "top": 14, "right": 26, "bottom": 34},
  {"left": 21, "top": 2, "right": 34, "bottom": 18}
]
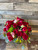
[
  {"left": 19, "top": 31, "right": 23, "bottom": 37},
  {"left": 17, "top": 21, "right": 23, "bottom": 26},
  {"left": 28, "top": 27, "right": 31, "bottom": 32},
  {"left": 7, "top": 32, "right": 11, "bottom": 36},
  {"left": 22, "top": 33, "right": 29, "bottom": 40},
  {"left": 6, "top": 21, "right": 9, "bottom": 24},
  {"left": 8, "top": 36, "right": 13, "bottom": 41},
  {"left": 23, "top": 22, "right": 28, "bottom": 26},
  {"left": 22, "top": 27, "right": 27, "bottom": 32},
  {"left": 7, "top": 32, "right": 13, "bottom": 41},
  {"left": 13, "top": 23, "right": 17, "bottom": 28},
  {"left": 6, "top": 24, "right": 11, "bottom": 30},
  {"left": 3, "top": 28, "right": 6, "bottom": 31},
  {"left": 13, "top": 29, "right": 18, "bottom": 35},
  {"left": 6, "top": 20, "right": 13, "bottom": 25},
  {"left": 17, "top": 17, "right": 24, "bottom": 21}
]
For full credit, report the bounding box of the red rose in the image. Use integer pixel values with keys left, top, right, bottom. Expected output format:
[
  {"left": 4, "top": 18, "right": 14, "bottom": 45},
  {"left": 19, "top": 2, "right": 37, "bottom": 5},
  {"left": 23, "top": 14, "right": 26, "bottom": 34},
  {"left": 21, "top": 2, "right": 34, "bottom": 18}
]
[
  {"left": 17, "top": 17, "right": 21, "bottom": 21},
  {"left": 23, "top": 22, "right": 28, "bottom": 25},
  {"left": 6, "top": 25, "right": 11, "bottom": 28},
  {"left": 8, "top": 36, "right": 13, "bottom": 41},
  {"left": 9, "top": 21, "right": 13, "bottom": 25},
  {"left": 22, "top": 33, "right": 28, "bottom": 40},
  {"left": 17, "top": 21, "right": 23, "bottom": 26},
  {"left": 6, "top": 24, "right": 11, "bottom": 30},
  {"left": 7, "top": 32, "right": 12, "bottom": 36},
  {"left": 7, "top": 32, "right": 13, "bottom": 41},
  {"left": 16, "top": 31, "right": 23, "bottom": 37},
  {"left": 17, "top": 17, "right": 24, "bottom": 21},
  {"left": 22, "top": 27, "right": 27, "bottom": 32},
  {"left": 6, "top": 21, "right": 11, "bottom": 24},
  {"left": 3, "top": 28, "right": 6, "bottom": 31},
  {"left": 6, "top": 21, "right": 9, "bottom": 24},
  {"left": 6, "top": 20, "right": 13, "bottom": 25},
  {"left": 28, "top": 27, "right": 31, "bottom": 32},
  {"left": 13, "top": 23, "right": 17, "bottom": 28},
  {"left": 19, "top": 31, "right": 23, "bottom": 37},
  {"left": 13, "top": 29, "right": 18, "bottom": 35}
]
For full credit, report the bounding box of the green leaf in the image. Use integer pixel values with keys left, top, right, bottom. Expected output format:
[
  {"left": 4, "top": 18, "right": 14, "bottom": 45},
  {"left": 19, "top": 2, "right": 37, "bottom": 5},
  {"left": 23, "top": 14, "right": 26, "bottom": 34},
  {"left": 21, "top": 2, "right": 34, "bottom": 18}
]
[
  {"left": 7, "top": 26, "right": 14, "bottom": 32},
  {"left": 25, "top": 30, "right": 28, "bottom": 34},
  {"left": 28, "top": 37, "right": 30, "bottom": 40},
  {"left": 3, "top": 33, "right": 6, "bottom": 37},
  {"left": 13, "top": 38, "right": 19, "bottom": 43},
  {"left": 18, "top": 39, "right": 22, "bottom": 43},
  {"left": 28, "top": 40, "right": 31, "bottom": 43}
]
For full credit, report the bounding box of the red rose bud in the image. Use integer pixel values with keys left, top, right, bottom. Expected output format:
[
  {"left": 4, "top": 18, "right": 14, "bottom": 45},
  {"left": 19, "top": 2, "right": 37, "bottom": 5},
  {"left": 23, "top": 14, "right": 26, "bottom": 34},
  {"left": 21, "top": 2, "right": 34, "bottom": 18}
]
[
  {"left": 17, "top": 17, "right": 24, "bottom": 21},
  {"left": 23, "top": 22, "right": 28, "bottom": 25},
  {"left": 6, "top": 21, "right": 10, "bottom": 24},
  {"left": 28, "top": 27, "right": 31, "bottom": 32},
  {"left": 22, "top": 33, "right": 29, "bottom": 40},
  {"left": 17, "top": 17, "right": 21, "bottom": 21},
  {"left": 22, "top": 27, "right": 27, "bottom": 32},
  {"left": 3, "top": 28, "right": 6, "bottom": 31}
]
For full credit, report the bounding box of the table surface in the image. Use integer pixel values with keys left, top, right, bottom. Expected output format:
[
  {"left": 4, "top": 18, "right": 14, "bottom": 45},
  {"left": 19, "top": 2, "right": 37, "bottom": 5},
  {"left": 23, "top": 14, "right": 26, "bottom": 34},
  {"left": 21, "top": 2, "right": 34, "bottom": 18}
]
[{"left": 0, "top": 35, "right": 38, "bottom": 50}]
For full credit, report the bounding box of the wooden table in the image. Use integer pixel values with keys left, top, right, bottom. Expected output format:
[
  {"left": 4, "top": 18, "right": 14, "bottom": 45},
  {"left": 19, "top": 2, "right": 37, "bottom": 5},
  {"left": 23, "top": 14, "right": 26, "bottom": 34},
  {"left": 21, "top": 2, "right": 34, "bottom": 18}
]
[{"left": 0, "top": 34, "right": 38, "bottom": 50}]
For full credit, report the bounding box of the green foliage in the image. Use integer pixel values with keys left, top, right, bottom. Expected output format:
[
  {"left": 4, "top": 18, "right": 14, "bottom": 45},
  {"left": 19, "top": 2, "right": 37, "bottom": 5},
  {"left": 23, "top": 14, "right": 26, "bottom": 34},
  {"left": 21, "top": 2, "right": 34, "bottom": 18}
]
[
  {"left": 28, "top": 40, "right": 31, "bottom": 43},
  {"left": 3, "top": 33, "right": 6, "bottom": 37},
  {"left": 28, "top": 37, "right": 31, "bottom": 43},
  {"left": 13, "top": 38, "right": 22, "bottom": 43},
  {"left": 13, "top": 38, "right": 19, "bottom": 43},
  {"left": 7, "top": 26, "right": 14, "bottom": 33},
  {"left": 25, "top": 30, "right": 28, "bottom": 34}
]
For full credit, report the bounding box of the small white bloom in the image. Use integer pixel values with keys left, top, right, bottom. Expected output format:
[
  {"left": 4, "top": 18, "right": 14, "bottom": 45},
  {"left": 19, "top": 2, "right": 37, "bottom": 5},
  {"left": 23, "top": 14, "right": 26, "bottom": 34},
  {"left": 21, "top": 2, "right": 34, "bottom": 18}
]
[
  {"left": 11, "top": 32, "right": 15, "bottom": 38},
  {"left": 14, "top": 20, "right": 17, "bottom": 23},
  {"left": 21, "top": 25, "right": 25, "bottom": 28},
  {"left": 12, "top": 35, "right": 14, "bottom": 38}
]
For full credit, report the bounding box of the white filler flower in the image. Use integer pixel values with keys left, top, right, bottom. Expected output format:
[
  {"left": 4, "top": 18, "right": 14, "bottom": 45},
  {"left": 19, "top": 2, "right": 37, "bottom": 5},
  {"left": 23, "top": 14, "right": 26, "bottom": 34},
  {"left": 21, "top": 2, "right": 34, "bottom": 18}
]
[{"left": 14, "top": 20, "right": 17, "bottom": 23}]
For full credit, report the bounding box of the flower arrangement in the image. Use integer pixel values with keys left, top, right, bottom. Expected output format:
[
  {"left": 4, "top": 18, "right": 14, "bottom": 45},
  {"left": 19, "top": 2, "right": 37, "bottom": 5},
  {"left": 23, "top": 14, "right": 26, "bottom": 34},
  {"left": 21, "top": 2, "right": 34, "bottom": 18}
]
[{"left": 3, "top": 17, "right": 31, "bottom": 44}]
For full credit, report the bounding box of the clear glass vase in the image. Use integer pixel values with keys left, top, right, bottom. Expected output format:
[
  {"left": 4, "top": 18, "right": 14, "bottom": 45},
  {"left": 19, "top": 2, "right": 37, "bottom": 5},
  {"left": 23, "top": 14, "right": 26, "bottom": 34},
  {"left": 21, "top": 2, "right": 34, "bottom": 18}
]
[{"left": 6, "top": 41, "right": 28, "bottom": 50}]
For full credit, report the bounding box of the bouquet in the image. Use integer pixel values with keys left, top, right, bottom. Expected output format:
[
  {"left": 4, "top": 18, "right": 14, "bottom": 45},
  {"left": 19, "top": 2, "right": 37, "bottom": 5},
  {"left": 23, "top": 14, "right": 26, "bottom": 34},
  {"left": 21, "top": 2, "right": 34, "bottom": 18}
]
[{"left": 3, "top": 17, "right": 31, "bottom": 49}]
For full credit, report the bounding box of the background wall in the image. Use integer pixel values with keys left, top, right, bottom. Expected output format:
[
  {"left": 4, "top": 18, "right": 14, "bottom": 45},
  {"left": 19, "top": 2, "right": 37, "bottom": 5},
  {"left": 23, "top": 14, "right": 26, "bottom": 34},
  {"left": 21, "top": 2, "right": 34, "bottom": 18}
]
[
  {"left": 0, "top": 0, "right": 38, "bottom": 39},
  {"left": 0, "top": 0, "right": 38, "bottom": 50}
]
